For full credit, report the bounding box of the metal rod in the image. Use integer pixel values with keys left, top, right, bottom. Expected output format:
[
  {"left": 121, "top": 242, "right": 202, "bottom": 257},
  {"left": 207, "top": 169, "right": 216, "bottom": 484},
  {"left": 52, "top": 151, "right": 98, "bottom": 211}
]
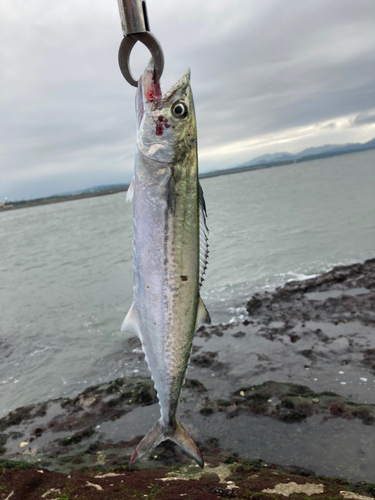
[
  {"left": 117, "top": 0, "right": 164, "bottom": 87},
  {"left": 117, "top": 0, "right": 150, "bottom": 36}
]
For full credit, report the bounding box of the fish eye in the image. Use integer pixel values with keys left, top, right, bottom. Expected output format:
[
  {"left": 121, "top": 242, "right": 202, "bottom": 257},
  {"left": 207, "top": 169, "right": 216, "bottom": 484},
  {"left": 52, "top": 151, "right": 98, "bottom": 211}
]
[{"left": 172, "top": 101, "right": 188, "bottom": 119}]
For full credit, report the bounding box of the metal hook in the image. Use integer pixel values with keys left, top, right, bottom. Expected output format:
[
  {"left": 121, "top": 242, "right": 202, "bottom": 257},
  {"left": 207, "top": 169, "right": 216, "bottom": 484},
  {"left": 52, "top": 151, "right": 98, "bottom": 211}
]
[
  {"left": 118, "top": 32, "right": 164, "bottom": 87},
  {"left": 117, "top": 0, "right": 164, "bottom": 87}
]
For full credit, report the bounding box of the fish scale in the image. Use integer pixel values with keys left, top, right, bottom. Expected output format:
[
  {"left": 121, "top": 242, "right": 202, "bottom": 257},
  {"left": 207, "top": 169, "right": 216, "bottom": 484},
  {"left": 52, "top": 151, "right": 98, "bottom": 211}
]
[{"left": 122, "top": 60, "right": 210, "bottom": 467}]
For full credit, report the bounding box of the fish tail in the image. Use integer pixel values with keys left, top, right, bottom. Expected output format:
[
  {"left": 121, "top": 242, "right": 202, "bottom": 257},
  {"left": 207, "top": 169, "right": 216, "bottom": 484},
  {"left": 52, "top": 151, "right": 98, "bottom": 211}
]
[
  {"left": 129, "top": 418, "right": 204, "bottom": 468},
  {"left": 171, "top": 419, "right": 204, "bottom": 467}
]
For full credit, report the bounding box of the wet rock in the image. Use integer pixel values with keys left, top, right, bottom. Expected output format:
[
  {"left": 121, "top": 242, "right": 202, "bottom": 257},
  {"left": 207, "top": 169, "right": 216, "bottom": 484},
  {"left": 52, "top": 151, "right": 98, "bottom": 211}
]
[
  {"left": 289, "top": 333, "right": 300, "bottom": 343},
  {"left": 232, "top": 331, "right": 246, "bottom": 338},
  {"left": 246, "top": 258, "right": 375, "bottom": 326},
  {"left": 200, "top": 406, "right": 215, "bottom": 416},
  {"left": 184, "top": 378, "right": 207, "bottom": 392},
  {"left": 362, "top": 349, "right": 375, "bottom": 374},
  {"left": 1, "top": 259, "right": 375, "bottom": 485},
  {"left": 191, "top": 351, "right": 219, "bottom": 368},
  {"left": 199, "top": 381, "right": 375, "bottom": 425},
  {"left": 0, "top": 405, "right": 36, "bottom": 431},
  {"left": 196, "top": 324, "right": 230, "bottom": 339},
  {"left": 59, "top": 427, "right": 95, "bottom": 446},
  {"left": 0, "top": 376, "right": 158, "bottom": 467}
]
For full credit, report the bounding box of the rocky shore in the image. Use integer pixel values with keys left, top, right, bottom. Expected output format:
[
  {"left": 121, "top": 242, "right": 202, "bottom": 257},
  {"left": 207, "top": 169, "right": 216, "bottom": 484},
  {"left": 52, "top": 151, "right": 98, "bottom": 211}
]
[{"left": 1, "top": 259, "right": 375, "bottom": 499}]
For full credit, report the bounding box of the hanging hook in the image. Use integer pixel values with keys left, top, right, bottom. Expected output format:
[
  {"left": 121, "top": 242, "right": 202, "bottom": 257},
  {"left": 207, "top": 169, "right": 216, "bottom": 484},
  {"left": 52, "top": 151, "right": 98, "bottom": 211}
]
[{"left": 117, "top": 0, "right": 164, "bottom": 87}]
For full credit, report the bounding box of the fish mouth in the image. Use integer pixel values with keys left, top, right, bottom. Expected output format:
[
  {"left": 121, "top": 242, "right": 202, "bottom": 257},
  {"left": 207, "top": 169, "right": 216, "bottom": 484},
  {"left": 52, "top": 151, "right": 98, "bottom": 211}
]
[
  {"left": 136, "top": 60, "right": 160, "bottom": 127},
  {"left": 136, "top": 60, "right": 191, "bottom": 124}
]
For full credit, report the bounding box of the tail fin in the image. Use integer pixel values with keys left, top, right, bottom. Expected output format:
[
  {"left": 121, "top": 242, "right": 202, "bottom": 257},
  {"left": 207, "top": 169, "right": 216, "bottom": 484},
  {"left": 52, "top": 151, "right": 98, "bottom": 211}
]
[
  {"left": 172, "top": 419, "right": 204, "bottom": 468},
  {"left": 129, "top": 418, "right": 204, "bottom": 468}
]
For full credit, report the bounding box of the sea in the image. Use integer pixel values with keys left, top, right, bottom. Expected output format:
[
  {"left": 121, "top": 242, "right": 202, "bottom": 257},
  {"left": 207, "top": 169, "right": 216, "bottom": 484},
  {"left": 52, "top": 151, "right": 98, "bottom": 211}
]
[{"left": 1, "top": 149, "right": 375, "bottom": 414}]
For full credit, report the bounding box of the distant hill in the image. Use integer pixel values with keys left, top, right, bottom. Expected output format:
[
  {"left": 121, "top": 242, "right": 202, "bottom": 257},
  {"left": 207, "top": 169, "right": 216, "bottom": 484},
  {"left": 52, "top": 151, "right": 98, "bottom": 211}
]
[
  {"left": 57, "top": 138, "right": 375, "bottom": 197},
  {"left": 4, "top": 137, "right": 375, "bottom": 210},
  {"left": 239, "top": 152, "right": 295, "bottom": 166},
  {"left": 241, "top": 137, "right": 375, "bottom": 168}
]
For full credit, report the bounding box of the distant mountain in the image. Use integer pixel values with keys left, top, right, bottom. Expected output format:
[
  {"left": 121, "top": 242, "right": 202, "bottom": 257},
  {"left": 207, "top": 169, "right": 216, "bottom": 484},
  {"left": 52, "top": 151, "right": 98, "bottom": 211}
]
[
  {"left": 241, "top": 137, "right": 375, "bottom": 168},
  {"left": 55, "top": 138, "right": 375, "bottom": 198},
  {"left": 239, "top": 152, "right": 295, "bottom": 166}
]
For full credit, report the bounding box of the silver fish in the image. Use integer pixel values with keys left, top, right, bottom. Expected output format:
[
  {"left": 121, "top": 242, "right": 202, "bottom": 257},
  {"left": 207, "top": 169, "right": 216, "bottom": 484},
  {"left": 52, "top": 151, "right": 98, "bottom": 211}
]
[{"left": 122, "top": 61, "right": 210, "bottom": 468}]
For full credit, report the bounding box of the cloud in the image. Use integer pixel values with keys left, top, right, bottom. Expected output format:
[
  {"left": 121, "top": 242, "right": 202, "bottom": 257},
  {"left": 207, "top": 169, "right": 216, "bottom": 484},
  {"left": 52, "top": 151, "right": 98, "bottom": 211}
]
[
  {"left": 321, "top": 122, "right": 336, "bottom": 130},
  {"left": 1, "top": 0, "right": 375, "bottom": 200},
  {"left": 352, "top": 110, "right": 375, "bottom": 126}
]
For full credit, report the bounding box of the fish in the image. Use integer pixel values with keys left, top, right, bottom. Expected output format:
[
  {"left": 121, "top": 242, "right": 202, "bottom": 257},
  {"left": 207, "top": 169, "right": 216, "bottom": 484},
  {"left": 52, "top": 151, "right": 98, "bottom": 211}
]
[{"left": 122, "top": 60, "right": 210, "bottom": 468}]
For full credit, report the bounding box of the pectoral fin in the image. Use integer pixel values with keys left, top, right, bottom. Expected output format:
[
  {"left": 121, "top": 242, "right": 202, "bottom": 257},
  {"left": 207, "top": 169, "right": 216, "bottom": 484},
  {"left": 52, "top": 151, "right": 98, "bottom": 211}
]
[
  {"left": 195, "top": 297, "right": 211, "bottom": 331},
  {"left": 126, "top": 178, "right": 135, "bottom": 203}
]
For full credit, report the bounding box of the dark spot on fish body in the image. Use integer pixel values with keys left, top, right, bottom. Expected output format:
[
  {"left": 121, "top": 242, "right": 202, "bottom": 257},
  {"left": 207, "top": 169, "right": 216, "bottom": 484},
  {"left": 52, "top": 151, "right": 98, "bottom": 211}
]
[{"left": 180, "top": 275, "right": 188, "bottom": 281}]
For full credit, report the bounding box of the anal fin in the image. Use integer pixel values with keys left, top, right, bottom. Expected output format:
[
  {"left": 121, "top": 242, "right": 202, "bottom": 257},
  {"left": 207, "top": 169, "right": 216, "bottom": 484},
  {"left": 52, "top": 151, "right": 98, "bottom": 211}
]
[
  {"left": 121, "top": 303, "right": 141, "bottom": 337},
  {"left": 194, "top": 296, "right": 211, "bottom": 331}
]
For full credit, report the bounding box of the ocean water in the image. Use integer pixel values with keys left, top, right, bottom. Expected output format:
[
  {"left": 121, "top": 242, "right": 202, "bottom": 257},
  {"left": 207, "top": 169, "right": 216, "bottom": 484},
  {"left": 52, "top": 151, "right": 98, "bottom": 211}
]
[{"left": 1, "top": 149, "right": 375, "bottom": 413}]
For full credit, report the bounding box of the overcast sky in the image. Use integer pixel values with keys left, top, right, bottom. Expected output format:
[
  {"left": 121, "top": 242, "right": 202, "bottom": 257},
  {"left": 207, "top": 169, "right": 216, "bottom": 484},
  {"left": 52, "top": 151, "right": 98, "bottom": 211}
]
[{"left": 1, "top": 0, "right": 375, "bottom": 201}]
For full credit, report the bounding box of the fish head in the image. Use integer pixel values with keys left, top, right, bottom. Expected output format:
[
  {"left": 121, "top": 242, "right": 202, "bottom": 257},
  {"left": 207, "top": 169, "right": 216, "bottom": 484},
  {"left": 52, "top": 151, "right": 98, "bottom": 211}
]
[{"left": 136, "top": 60, "right": 197, "bottom": 164}]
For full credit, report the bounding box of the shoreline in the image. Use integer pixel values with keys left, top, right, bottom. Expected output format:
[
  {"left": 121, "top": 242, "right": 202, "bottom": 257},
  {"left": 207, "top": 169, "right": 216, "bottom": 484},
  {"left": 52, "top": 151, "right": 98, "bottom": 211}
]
[
  {"left": 2, "top": 146, "right": 375, "bottom": 212},
  {"left": 0, "top": 186, "right": 129, "bottom": 212},
  {"left": 1, "top": 259, "right": 375, "bottom": 498}
]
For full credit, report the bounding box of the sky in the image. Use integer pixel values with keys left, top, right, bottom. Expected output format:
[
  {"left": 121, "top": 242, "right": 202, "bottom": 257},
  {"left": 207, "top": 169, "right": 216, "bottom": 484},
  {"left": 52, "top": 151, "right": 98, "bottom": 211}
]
[{"left": 1, "top": 0, "right": 375, "bottom": 201}]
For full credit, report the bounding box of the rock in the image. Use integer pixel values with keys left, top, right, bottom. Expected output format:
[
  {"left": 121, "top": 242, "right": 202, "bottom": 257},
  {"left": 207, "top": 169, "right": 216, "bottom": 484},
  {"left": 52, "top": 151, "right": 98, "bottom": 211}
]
[
  {"left": 1, "top": 259, "right": 375, "bottom": 486},
  {"left": 246, "top": 259, "right": 375, "bottom": 326},
  {"left": 1, "top": 457, "right": 375, "bottom": 500}
]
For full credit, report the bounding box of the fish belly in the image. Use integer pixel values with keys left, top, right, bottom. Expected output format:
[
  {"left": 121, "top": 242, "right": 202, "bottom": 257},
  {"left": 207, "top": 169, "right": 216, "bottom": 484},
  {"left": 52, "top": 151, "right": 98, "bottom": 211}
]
[{"left": 132, "top": 154, "right": 199, "bottom": 427}]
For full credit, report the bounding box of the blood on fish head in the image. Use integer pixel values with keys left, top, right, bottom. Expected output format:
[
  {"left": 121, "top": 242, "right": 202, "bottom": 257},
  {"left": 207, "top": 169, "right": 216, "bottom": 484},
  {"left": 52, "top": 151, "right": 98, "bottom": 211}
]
[
  {"left": 143, "top": 64, "right": 162, "bottom": 104},
  {"left": 136, "top": 59, "right": 161, "bottom": 128},
  {"left": 137, "top": 59, "right": 161, "bottom": 116}
]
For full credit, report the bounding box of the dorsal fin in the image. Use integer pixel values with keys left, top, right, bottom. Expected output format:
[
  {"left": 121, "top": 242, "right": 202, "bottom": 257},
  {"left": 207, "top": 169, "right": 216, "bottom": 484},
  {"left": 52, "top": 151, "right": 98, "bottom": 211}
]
[{"left": 198, "top": 182, "right": 209, "bottom": 289}]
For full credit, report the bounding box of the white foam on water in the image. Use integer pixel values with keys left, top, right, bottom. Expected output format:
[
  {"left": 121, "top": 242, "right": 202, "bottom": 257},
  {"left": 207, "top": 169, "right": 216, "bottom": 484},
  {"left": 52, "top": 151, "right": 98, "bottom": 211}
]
[{"left": 286, "top": 273, "right": 319, "bottom": 282}]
